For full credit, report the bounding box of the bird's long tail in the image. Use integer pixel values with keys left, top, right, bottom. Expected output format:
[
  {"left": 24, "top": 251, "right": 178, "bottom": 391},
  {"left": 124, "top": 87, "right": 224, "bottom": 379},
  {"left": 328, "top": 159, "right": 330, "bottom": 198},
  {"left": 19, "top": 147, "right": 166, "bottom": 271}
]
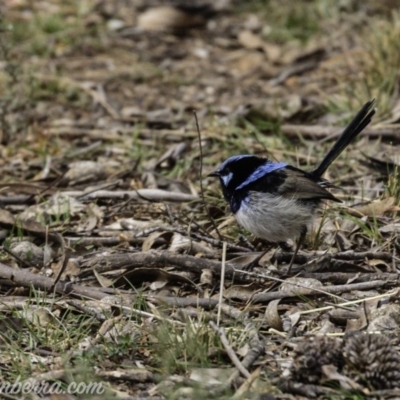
[{"left": 312, "top": 100, "right": 376, "bottom": 178}]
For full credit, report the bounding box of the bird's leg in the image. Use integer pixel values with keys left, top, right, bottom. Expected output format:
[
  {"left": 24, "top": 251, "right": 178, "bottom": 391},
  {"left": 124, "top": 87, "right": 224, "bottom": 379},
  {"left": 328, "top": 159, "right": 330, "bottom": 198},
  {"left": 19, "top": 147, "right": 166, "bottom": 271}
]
[{"left": 286, "top": 228, "right": 307, "bottom": 275}]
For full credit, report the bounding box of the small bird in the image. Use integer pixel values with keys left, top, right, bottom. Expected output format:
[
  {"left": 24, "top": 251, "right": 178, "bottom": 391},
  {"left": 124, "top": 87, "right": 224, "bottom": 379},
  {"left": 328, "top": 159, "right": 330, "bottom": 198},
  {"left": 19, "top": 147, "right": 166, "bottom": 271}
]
[{"left": 209, "top": 100, "right": 376, "bottom": 272}]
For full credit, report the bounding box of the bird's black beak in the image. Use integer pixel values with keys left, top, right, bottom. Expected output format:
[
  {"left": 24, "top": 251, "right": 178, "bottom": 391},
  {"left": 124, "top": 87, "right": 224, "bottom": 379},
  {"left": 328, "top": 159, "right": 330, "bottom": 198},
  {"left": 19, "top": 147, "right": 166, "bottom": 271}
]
[{"left": 208, "top": 171, "right": 220, "bottom": 177}]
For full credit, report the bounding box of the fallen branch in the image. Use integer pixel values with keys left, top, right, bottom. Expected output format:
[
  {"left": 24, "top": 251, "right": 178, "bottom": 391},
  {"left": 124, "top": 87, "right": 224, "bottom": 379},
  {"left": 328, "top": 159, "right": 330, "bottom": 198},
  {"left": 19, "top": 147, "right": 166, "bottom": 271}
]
[
  {"left": 0, "top": 262, "right": 107, "bottom": 300},
  {"left": 63, "top": 189, "right": 197, "bottom": 202},
  {"left": 299, "top": 272, "right": 398, "bottom": 284},
  {"left": 252, "top": 280, "right": 391, "bottom": 303}
]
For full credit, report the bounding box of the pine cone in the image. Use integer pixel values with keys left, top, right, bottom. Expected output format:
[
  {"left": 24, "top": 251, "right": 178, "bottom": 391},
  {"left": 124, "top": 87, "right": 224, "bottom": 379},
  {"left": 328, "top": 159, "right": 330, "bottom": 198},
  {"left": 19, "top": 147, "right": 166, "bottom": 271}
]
[
  {"left": 344, "top": 333, "right": 400, "bottom": 390},
  {"left": 290, "top": 337, "right": 344, "bottom": 384}
]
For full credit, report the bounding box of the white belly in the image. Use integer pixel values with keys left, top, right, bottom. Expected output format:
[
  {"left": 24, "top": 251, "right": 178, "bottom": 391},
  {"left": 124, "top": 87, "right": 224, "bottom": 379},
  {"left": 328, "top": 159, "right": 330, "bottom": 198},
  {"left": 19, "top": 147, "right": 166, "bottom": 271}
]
[{"left": 235, "top": 192, "right": 316, "bottom": 242}]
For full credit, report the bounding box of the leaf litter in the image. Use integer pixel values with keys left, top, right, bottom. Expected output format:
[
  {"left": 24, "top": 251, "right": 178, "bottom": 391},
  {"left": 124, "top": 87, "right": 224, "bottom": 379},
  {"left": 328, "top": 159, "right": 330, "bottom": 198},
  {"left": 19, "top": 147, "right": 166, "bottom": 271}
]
[{"left": 0, "top": 0, "right": 400, "bottom": 399}]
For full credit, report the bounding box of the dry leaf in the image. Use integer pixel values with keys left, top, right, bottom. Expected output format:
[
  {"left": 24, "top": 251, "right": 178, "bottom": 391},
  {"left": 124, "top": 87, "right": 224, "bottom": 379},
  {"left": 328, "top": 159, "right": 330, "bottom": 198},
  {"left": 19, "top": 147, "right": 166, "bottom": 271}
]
[
  {"left": 137, "top": 6, "right": 206, "bottom": 32},
  {"left": 228, "top": 253, "right": 264, "bottom": 269},
  {"left": 190, "top": 368, "right": 235, "bottom": 385},
  {"left": 200, "top": 269, "right": 213, "bottom": 286},
  {"left": 10, "top": 241, "right": 45, "bottom": 267},
  {"left": 379, "top": 223, "right": 400, "bottom": 233},
  {"left": 19, "top": 194, "right": 86, "bottom": 222},
  {"left": 238, "top": 30, "right": 264, "bottom": 50},
  {"left": 142, "top": 231, "right": 173, "bottom": 251},
  {"left": 265, "top": 299, "right": 283, "bottom": 331},
  {"left": 346, "top": 197, "right": 398, "bottom": 217},
  {"left": 93, "top": 268, "right": 115, "bottom": 288},
  {"left": 223, "top": 283, "right": 264, "bottom": 300},
  {"left": 280, "top": 277, "right": 322, "bottom": 294},
  {"left": 262, "top": 42, "right": 281, "bottom": 62},
  {"left": 113, "top": 268, "right": 196, "bottom": 289},
  {"left": 63, "top": 161, "right": 107, "bottom": 185}
]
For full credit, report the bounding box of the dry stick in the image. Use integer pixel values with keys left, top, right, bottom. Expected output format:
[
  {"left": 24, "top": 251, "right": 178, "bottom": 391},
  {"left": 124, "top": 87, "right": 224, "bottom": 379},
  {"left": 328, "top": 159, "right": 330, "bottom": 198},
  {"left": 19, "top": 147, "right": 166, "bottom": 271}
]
[
  {"left": 251, "top": 280, "right": 389, "bottom": 303},
  {"left": 299, "top": 290, "right": 398, "bottom": 316},
  {"left": 299, "top": 272, "right": 399, "bottom": 284},
  {"left": 1, "top": 246, "right": 36, "bottom": 269},
  {"left": 151, "top": 296, "right": 219, "bottom": 309},
  {"left": 0, "top": 195, "right": 33, "bottom": 205},
  {"left": 0, "top": 176, "right": 65, "bottom": 208},
  {"left": 66, "top": 140, "right": 103, "bottom": 158},
  {"left": 0, "top": 261, "right": 107, "bottom": 300},
  {"left": 334, "top": 250, "right": 394, "bottom": 261},
  {"left": 75, "top": 180, "right": 121, "bottom": 200},
  {"left": 33, "top": 173, "right": 66, "bottom": 198},
  {"left": 52, "top": 249, "right": 70, "bottom": 286},
  {"left": 209, "top": 321, "right": 250, "bottom": 378},
  {"left": 193, "top": 110, "right": 222, "bottom": 240},
  {"left": 65, "top": 236, "right": 150, "bottom": 246},
  {"left": 269, "top": 59, "right": 320, "bottom": 87},
  {"left": 217, "top": 241, "right": 227, "bottom": 327},
  {"left": 62, "top": 189, "right": 197, "bottom": 202}
]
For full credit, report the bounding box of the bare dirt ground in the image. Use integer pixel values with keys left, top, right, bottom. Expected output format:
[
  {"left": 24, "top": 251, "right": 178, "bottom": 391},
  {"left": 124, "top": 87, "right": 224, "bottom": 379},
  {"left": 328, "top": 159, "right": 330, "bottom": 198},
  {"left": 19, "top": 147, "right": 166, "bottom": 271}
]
[{"left": 1, "top": 1, "right": 400, "bottom": 399}]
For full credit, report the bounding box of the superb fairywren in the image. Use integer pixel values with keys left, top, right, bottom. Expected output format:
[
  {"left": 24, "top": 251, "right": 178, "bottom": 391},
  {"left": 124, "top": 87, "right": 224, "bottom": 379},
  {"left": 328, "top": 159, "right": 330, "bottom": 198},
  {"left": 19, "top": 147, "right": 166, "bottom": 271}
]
[{"left": 209, "top": 100, "right": 376, "bottom": 272}]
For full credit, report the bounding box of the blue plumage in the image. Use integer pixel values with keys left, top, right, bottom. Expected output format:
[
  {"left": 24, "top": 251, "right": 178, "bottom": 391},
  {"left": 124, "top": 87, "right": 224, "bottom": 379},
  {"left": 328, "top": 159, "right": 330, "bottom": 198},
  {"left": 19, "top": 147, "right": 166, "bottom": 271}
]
[{"left": 236, "top": 161, "right": 287, "bottom": 190}]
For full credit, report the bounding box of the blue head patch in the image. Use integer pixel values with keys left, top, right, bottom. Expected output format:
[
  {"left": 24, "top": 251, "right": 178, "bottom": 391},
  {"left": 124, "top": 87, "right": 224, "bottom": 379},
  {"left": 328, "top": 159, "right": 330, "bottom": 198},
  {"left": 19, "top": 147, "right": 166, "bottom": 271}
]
[{"left": 236, "top": 161, "right": 287, "bottom": 190}]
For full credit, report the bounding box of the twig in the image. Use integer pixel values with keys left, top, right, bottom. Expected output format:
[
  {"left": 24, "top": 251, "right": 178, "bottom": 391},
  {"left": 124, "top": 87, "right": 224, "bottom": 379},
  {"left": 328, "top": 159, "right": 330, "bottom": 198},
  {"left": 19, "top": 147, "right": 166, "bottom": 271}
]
[
  {"left": 66, "top": 140, "right": 103, "bottom": 158},
  {"left": 52, "top": 249, "right": 70, "bottom": 286},
  {"left": 299, "top": 272, "right": 399, "bottom": 284},
  {"left": 251, "top": 280, "right": 391, "bottom": 303},
  {"left": 0, "top": 261, "right": 107, "bottom": 300},
  {"left": 269, "top": 59, "right": 320, "bottom": 87},
  {"left": 152, "top": 281, "right": 394, "bottom": 307},
  {"left": 193, "top": 110, "right": 222, "bottom": 240},
  {"left": 1, "top": 246, "right": 36, "bottom": 269},
  {"left": 299, "top": 290, "right": 398, "bottom": 316},
  {"left": 75, "top": 181, "right": 121, "bottom": 199},
  {"left": 151, "top": 296, "right": 219, "bottom": 310},
  {"left": 65, "top": 236, "right": 152, "bottom": 246},
  {"left": 271, "top": 249, "right": 395, "bottom": 265},
  {"left": 209, "top": 321, "right": 250, "bottom": 378},
  {"left": 39, "top": 155, "right": 52, "bottom": 180},
  {"left": 62, "top": 189, "right": 197, "bottom": 202},
  {"left": 33, "top": 173, "right": 66, "bottom": 198},
  {"left": 334, "top": 250, "right": 394, "bottom": 261},
  {"left": 217, "top": 242, "right": 227, "bottom": 326}
]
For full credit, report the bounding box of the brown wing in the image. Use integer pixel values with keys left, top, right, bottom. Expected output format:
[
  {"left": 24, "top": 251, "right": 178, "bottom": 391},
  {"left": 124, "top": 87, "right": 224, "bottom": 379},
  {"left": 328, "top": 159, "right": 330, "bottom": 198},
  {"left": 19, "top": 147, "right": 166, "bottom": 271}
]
[{"left": 277, "top": 168, "right": 341, "bottom": 202}]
